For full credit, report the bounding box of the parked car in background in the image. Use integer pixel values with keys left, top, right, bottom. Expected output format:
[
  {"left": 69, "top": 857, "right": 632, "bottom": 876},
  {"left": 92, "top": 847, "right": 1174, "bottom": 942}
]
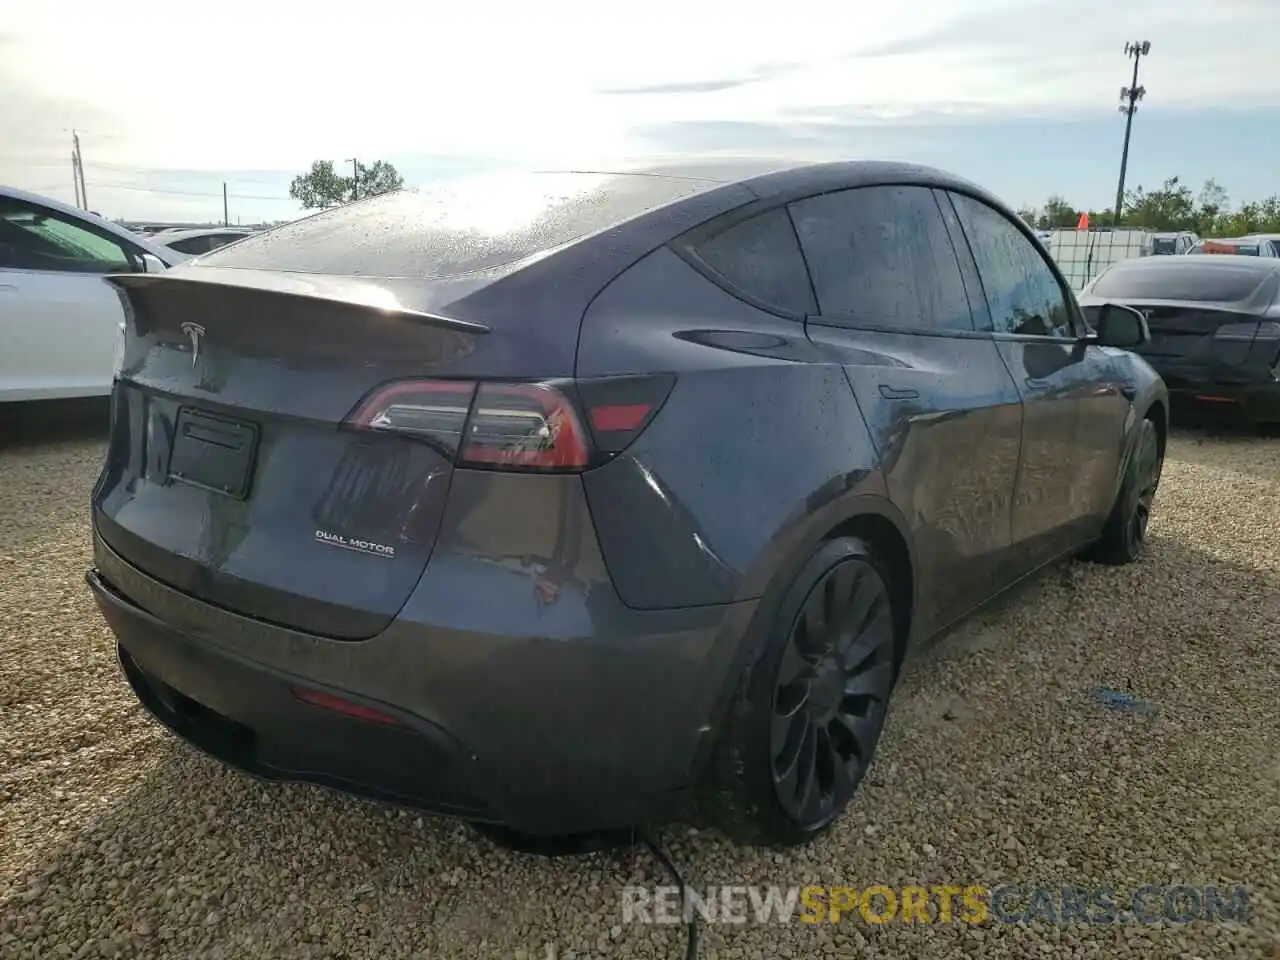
[
  {"left": 1080, "top": 255, "right": 1280, "bottom": 426},
  {"left": 1188, "top": 237, "right": 1280, "bottom": 257},
  {"left": 1244, "top": 232, "right": 1280, "bottom": 251},
  {"left": 0, "top": 185, "right": 182, "bottom": 402},
  {"left": 1150, "top": 231, "right": 1199, "bottom": 255},
  {"left": 150, "top": 227, "right": 256, "bottom": 260},
  {"left": 88, "top": 160, "right": 1166, "bottom": 847}
]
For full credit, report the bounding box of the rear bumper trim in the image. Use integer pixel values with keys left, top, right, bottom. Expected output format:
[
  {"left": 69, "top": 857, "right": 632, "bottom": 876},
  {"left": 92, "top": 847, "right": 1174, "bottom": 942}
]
[{"left": 88, "top": 568, "right": 497, "bottom": 821}]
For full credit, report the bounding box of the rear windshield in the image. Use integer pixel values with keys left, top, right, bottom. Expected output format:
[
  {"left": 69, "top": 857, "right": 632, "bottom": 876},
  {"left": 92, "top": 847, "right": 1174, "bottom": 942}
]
[
  {"left": 1090, "top": 261, "right": 1271, "bottom": 302},
  {"left": 200, "top": 171, "right": 715, "bottom": 278},
  {"left": 1152, "top": 238, "right": 1176, "bottom": 254}
]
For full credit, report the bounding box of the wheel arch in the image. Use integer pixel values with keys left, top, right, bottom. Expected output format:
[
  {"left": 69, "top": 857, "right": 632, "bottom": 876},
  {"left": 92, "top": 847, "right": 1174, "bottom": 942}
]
[{"left": 690, "top": 491, "right": 918, "bottom": 784}]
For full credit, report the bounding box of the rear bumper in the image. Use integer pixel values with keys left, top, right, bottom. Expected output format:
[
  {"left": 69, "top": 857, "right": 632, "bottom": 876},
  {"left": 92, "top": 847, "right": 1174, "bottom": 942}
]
[
  {"left": 88, "top": 531, "right": 756, "bottom": 835},
  {"left": 1148, "top": 363, "right": 1280, "bottom": 422}
]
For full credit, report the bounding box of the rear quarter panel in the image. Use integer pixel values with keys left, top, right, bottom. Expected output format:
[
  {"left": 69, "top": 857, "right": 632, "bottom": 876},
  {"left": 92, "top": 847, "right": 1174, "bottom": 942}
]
[{"left": 576, "top": 245, "right": 893, "bottom": 611}]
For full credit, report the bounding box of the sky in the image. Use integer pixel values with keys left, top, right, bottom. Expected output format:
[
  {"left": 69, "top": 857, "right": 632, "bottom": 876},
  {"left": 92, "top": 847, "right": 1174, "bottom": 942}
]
[{"left": 2, "top": 0, "right": 1278, "bottom": 224}]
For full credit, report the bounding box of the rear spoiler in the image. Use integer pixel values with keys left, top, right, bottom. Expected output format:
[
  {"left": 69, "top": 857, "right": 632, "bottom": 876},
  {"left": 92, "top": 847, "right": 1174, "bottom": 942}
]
[{"left": 106, "top": 267, "right": 491, "bottom": 335}]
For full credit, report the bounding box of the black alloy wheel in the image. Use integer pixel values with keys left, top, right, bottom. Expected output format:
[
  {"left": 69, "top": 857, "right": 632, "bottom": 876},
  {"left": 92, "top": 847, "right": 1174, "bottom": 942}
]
[
  {"left": 1126, "top": 419, "right": 1162, "bottom": 554},
  {"left": 769, "top": 557, "right": 896, "bottom": 829}
]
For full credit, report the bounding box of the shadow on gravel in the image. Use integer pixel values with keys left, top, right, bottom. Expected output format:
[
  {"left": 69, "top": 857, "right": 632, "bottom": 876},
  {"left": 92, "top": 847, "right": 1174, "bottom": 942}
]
[
  {"left": 0, "top": 398, "right": 110, "bottom": 451},
  {"left": 3, "top": 537, "right": 1278, "bottom": 958}
]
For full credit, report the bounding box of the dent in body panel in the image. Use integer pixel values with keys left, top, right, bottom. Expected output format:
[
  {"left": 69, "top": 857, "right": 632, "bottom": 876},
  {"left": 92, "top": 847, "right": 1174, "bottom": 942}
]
[
  {"left": 808, "top": 325, "right": 1023, "bottom": 636},
  {"left": 992, "top": 337, "right": 1127, "bottom": 562},
  {"left": 576, "top": 247, "right": 883, "bottom": 609}
]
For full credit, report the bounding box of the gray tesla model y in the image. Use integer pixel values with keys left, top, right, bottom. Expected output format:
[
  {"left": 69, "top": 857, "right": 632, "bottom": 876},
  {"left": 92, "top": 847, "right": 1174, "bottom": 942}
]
[{"left": 88, "top": 159, "right": 1168, "bottom": 846}]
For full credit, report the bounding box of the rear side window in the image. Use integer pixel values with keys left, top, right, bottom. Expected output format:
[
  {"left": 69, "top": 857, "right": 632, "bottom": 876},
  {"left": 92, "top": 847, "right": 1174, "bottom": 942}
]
[
  {"left": 788, "top": 185, "right": 975, "bottom": 332},
  {"left": 200, "top": 171, "right": 717, "bottom": 278},
  {"left": 167, "top": 236, "right": 207, "bottom": 254},
  {"left": 1091, "top": 262, "right": 1271, "bottom": 302},
  {"left": 683, "top": 208, "right": 815, "bottom": 316}
]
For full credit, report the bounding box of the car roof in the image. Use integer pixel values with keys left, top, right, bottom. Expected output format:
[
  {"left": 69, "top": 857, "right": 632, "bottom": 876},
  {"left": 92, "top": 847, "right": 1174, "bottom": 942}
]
[
  {"left": 1105, "top": 253, "right": 1280, "bottom": 275},
  {"left": 152, "top": 227, "right": 255, "bottom": 242},
  {"left": 201, "top": 158, "right": 1011, "bottom": 283},
  {"left": 0, "top": 184, "right": 181, "bottom": 264}
]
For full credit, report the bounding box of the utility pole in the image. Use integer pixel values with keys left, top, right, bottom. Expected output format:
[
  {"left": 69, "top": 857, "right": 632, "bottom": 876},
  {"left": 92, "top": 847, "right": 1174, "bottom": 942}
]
[
  {"left": 1113, "top": 40, "right": 1151, "bottom": 228},
  {"left": 223, "top": 182, "right": 229, "bottom": 226},
  {"left": 71, "top": 131, "right": 88, "bottom": 210},
  {"left": 72, "top": 150, "right": 82, "bottom": 208},
  {"left": 346, "top": 157, "right": 359, "bottom": 202}
]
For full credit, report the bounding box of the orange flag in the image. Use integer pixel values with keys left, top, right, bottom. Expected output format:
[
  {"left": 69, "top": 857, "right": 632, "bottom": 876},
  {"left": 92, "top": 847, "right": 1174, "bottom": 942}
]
[{"left": 1077, "top": 212, "right": 1090, "bottom": 231}]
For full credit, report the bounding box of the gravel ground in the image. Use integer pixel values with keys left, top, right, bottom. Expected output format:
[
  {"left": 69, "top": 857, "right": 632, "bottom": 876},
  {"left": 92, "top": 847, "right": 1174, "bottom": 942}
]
[{"left": 2, "top": 416, "right": 1279, "bottom": 959}]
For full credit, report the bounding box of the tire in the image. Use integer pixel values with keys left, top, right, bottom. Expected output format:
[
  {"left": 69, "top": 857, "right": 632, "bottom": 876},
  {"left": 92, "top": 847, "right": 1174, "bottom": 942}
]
[
  {"left": 1087, "top": 416, "right": 1163, "bottom": 565},
  {"left": 703, "top": 537, "right": 901, "bottom": 847}
]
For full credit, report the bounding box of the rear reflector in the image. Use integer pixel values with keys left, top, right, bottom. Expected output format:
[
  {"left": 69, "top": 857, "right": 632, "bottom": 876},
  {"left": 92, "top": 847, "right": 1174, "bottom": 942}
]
[
  {"left": 292, "top": 687, "right": 403, "bottom": 726},
  {"left": 1193, "top": 395, "right": 1238, "bottom": 404},
  {"left": 590, "top": 404, "right": 653, "bottom": 432},
  {"left": 347, "top": 374, "right": 674, "bottom": 470}
]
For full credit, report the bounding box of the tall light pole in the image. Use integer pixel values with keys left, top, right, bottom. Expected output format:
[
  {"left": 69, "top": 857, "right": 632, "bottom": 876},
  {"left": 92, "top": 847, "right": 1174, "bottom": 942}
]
[{"left": 1113, "top": 40, "right": 1150, "bottom": 227}]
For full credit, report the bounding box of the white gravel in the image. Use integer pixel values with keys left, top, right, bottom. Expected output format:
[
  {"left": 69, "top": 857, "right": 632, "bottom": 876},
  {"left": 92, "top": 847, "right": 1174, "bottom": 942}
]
[{"left": 2, "top": 418, "right": 1279, "bottom": 959}]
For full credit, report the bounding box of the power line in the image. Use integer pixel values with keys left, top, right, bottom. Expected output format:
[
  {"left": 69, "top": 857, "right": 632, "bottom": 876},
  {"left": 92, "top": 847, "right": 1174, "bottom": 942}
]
[{"left": 84, "top": 181, "right": 290, "bottom": 201}]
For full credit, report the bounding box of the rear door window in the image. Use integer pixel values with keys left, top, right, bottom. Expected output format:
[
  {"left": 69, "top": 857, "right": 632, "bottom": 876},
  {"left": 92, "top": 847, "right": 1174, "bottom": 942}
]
[
  {"left": 681, "top": 207, "right": 816, "bottom": 316},
  {"left": 788, "top": 185, "right": 975, "bottom": 332}
]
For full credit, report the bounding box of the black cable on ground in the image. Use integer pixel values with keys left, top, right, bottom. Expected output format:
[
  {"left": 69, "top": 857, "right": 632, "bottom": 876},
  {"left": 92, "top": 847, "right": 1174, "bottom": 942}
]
[
  {"left": 638, "top": 829, "right": 699, "bottom": 960},
  {"left": 472, "top": 823, "right": 699, "bottom": 959}
]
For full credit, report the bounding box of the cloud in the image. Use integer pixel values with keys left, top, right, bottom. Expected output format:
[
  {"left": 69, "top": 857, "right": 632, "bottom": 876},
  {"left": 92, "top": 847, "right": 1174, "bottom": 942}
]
[{"left": 3, "top": 0, "right": 1278, "bottom": 221}]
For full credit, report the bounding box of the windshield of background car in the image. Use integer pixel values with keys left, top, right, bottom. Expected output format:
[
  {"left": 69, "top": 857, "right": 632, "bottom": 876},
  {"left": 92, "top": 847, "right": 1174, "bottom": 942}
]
[
  {"left": 199, "top": 171, "right": 718, "bottom": 278},
  {"left": 1090, "top": 261, "right": 1270, "bottom": 301},
  {"left": 1152, "top": 238, "right": 1177, "bottom": 254}
]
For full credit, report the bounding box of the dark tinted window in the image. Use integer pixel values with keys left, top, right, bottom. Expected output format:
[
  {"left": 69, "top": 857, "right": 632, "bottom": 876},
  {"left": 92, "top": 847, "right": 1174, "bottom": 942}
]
[
  {"left": 686, "top": 208, "right": 815, "bottom": 315},
  {"left": 201, "top": 171, "right": 717, "bottom": 277},
  {"left": 167, "top": 236, "right": 207, "bottom": 254},
  {"left": 1152, "top": 237, "right": 1177, "bottom": 254},
  {"left": 0, "top": 196, "right": 134, "bottom": 273},
  {"left": 789, "top": 186, "right": 974, "bottom": 331},
  {"left": 950, "top": 193, "right": 1074, "bottom": 338},
  {"left": 1091, "top": 261, "right": 1272, "bottom": 301}
]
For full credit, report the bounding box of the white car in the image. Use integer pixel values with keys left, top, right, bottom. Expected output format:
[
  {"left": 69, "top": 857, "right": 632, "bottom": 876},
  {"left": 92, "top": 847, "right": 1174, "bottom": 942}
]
[
  {"left": 150, "top": 226, "right": 255, "bottom": 260},
  {"left": 0, "top": 186, "right": 182, "bottom": 402}
]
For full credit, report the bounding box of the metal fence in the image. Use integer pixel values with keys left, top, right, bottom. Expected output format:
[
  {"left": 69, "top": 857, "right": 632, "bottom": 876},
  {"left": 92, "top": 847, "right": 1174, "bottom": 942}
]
[{"left": 1042, "top": 229, "right": 1153, "bottom": 291}]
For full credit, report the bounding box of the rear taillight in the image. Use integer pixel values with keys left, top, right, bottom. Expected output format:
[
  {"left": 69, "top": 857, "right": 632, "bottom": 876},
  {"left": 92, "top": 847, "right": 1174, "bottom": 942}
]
[{"left": 346, "top": 375, "right": 674, "bottom": 472}]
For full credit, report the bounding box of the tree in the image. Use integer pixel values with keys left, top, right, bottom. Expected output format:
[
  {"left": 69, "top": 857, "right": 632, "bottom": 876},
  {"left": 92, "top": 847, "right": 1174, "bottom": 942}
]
[
  {"left": 1040, "top": 195, "right": 1080, "bottom": 229},
  {"left": 1122, "top": 175, "right": 1195, "bottom": 231},
  {"left": 355, "top": 160, "right": 404, "bottom": 200},
  {"left": 289, "top": 159, "right": 404, "bottom": 210},
  {"left": 1194, "top": 179, "right": 1230, "bottom": 235}
]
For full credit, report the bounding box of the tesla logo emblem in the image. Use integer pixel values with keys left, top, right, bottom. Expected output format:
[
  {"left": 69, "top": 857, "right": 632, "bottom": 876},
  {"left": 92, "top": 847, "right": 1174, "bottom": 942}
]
[{"left": 179, "top": 322, "right": 206, "bottom": 367}]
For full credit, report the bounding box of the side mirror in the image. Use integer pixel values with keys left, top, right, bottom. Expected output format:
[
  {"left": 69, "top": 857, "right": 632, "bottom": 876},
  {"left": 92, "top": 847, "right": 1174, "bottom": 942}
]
[
  {"left": 1086, "top": 303, "right": 1149, "bottom": 348},
  {"left": 139, "top": 253, "right": 167, "bottom": 273}
]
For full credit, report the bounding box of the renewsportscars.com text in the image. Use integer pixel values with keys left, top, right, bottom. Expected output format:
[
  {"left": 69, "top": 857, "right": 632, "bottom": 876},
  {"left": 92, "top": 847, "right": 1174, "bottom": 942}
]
[{"left": 621, "top": 884, "right": 1250, "bottom": 926}]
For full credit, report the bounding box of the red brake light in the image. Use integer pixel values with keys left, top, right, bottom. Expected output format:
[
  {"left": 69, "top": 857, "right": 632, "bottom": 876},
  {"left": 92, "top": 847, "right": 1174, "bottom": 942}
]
[
  {"left": 348, "top": 379, "right": 476, "bottom": 458},
  {"left": 460, "top": 382, "right": 590, "bottom": 470},
  {"left": 346, "top": 374, "right": 675, "bottom": 470}
]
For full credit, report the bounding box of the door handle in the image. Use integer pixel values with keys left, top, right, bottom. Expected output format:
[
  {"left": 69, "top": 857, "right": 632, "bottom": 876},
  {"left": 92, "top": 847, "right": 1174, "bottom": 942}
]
[
  {"left": 1024, "top": 377, "right": 1050, "bottom": 390},
  {"left": 878, "top": 385, "right": 919, "bottom": 400}
]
